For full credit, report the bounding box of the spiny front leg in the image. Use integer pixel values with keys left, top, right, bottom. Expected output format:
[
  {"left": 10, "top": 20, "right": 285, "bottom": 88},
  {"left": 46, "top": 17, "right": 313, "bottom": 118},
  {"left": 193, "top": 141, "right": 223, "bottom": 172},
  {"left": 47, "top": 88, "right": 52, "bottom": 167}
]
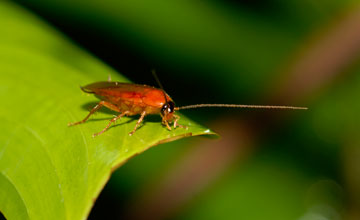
[
  {"left": 68, "top": 101, "right": 105, "bottom": 126},
  {"left": 93, "top": 111, "right": 130, "bottom": 137},
  {"left": 162, "top": 119, "right": 172, "bottom": 130},
  {"left": 173, "top": 114, "right": 188, "bottom": 129},
  {"left": 129, "top": 111, "right": 147, "bottom": 136}
]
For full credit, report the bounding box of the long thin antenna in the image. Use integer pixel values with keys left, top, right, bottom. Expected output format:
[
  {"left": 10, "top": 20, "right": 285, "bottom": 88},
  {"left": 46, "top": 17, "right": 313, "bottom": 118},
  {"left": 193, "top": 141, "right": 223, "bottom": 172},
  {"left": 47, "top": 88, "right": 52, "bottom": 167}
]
[
  {"left": 151, "top": 69, "right": 168, "bottom": 102},
  {"left": 152, "top": 69, "right": 165, "bottom": 90},
  {"left": 175, "top": 104, "right": 307, "bottom": 110}
]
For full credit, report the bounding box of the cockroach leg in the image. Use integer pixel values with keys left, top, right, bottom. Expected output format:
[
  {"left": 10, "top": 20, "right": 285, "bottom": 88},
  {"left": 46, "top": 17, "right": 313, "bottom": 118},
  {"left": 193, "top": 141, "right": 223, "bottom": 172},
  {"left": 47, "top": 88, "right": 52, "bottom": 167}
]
[
  {"left": 173, "top": 115, "right": 179, "bottom": 128},
  {"left": 108, "top": 74, "right": 112, "bottom": 82},
  {"left": 129, "top": 111, "right": 147, "bottom": 136},
  {"left": 93, "top": 111, "right": 130, "bottom": 137},
  {"left": 173, "top": 114, "right": 188, "bottom": 129},
  {"left": 102, "top": 101, "right": 122, "bottom": 112},
  {"left": 162, "top": 119, "right": 172, "bottom": 130},
  {"left": 68, "top": 101, "right": 105, "bottom": 126}
]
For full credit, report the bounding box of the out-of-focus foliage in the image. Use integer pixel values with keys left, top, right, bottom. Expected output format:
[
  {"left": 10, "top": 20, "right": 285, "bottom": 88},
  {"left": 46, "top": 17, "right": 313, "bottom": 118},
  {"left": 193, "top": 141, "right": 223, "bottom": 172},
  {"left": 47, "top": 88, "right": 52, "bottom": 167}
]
[{"left": 14, "top": 0, "right": 355, "bottom": 99}]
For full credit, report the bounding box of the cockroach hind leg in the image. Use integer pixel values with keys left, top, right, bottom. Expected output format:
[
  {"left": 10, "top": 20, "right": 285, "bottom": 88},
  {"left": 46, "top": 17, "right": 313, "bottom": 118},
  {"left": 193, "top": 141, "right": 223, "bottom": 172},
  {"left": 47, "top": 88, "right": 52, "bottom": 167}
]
[{"left": 68, "top": 101, "right": 105, "bottom": 127}]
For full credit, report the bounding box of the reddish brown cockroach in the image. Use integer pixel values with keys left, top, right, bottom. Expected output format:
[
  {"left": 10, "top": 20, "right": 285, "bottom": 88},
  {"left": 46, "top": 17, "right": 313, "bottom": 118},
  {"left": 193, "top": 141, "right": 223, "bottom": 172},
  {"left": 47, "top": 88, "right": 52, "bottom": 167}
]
[{"left": 69, "top": 73, "right": 307, "bottom": 137}]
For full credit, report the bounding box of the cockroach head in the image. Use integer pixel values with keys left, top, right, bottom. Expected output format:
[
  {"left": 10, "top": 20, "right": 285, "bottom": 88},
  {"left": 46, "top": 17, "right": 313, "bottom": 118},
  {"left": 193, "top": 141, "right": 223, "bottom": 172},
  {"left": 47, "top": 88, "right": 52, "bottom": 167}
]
[{"left": 160, "top": 101, "right": 175, "bottom": 121}]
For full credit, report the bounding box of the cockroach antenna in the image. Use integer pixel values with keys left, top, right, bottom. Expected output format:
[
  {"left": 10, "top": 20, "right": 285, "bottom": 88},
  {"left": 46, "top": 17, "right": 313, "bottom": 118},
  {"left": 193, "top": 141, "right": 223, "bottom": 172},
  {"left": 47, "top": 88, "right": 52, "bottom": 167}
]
[
  {"left": 150, "top": 70, "right": 307, "bottom": 111},
  {"left": 151, "top": 69, "right": 164, "bottom": 91},
  {"left": 152, "top": 69, "right": 169, "bottom": 103},
  {"left": 175, "top": 104, "right": 307, "bottom": 111}
]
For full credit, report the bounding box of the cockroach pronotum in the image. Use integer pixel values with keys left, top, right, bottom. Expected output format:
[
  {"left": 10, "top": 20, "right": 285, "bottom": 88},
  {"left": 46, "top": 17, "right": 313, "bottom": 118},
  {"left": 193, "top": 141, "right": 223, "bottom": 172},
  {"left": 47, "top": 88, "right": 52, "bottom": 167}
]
[{"left": 68, "top": 72, "right": 307, "bottom": 137}]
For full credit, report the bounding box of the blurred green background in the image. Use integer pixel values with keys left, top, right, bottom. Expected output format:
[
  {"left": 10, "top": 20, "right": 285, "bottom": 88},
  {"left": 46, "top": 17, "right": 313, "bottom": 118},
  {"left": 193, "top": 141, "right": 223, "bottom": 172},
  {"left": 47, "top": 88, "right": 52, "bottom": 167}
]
[{"left": 5, "top": 0, "right": 360, "bottom": 219}]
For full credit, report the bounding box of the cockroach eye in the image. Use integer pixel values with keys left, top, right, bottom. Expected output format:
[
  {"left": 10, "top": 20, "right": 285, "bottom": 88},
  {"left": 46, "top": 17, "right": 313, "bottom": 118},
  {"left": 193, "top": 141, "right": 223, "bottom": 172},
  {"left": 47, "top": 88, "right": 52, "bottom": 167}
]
[
  {"left": 161, "top": 101, "right": 175, "bottom": 116},
  {"left": 160, "top": 104, "right": 167, "bottom": 116},
  {"left": 168, "top": 101, "right": 175, "bottom": 113}
]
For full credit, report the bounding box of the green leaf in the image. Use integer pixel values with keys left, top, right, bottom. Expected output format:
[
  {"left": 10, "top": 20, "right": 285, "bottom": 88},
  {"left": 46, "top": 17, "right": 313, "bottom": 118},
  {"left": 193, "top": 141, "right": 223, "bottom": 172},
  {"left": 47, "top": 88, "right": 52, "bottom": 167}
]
[{"left": 0, "top": 2, "right": 215, "bottom": 220}]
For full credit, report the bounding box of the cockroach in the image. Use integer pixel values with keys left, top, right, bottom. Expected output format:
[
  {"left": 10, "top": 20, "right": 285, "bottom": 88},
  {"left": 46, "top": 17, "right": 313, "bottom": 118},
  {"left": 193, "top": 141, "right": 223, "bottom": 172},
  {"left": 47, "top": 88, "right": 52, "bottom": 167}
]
[{"left": 68, "top": 72, "right": 307, "bottom": 137}]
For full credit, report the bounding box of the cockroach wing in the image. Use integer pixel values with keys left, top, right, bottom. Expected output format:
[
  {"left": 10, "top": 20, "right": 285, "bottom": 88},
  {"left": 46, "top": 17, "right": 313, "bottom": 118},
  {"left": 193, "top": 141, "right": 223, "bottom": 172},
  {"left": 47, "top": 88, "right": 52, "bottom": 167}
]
[{"left": 80, "top": 81, "right": 173, "bottom": 109}]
